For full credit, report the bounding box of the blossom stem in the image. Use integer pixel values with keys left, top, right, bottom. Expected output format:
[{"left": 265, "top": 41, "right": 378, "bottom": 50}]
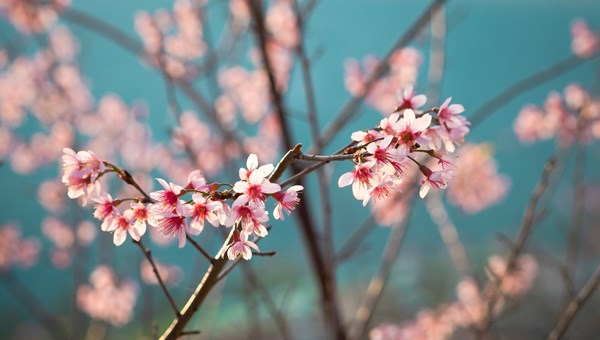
[
  {"left": 296, "top": 153, "right": 357, "bottom": 162},
  {"left": 133, "top": 240, "right": 180, "bottom": 319}
]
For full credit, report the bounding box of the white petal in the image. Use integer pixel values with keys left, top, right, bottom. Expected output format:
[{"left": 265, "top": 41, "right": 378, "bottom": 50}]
[
  {"left": 113, "top": 229, "right": 127, "bottom": 246},
  {"left": 338, "top": 172, "right": 355, "bottom": 188},
  {"left": 419, "top": 184, "right": 430, "bottom": 199},
  {"left": 247, "top": 154, "right": 258, "bottom": 170}
]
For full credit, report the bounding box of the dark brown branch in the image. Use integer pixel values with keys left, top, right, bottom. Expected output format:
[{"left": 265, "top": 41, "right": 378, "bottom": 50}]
[
  {"left": 133, "top": 240, "right": 180, "bottom": 318},
  {"left": 161, "top": 229, "right": 234, "bottom": 340}
]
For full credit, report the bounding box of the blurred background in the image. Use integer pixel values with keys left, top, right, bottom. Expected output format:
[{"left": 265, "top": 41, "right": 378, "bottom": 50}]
[{"left": 1, "top": 0, "right": 600, "bottom": 339}]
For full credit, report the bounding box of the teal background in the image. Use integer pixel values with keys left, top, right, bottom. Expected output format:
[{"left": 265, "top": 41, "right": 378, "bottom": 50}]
[{"left": 1, "top": 0, "right": 600, "bottom": 338}]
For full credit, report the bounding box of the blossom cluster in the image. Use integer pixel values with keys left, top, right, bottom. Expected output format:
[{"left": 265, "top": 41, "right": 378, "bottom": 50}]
[
  {"left": 135, "top": 0, "right": 207, "bottom": 78},
  {"left": 62, "top": 148, "right": 303, "bottom": 261},
  {"left": 514, "top": 83, "right": 600, "bottom": 147},
  {"left": 0, "top": 223, "right": 40, "bottom": 272},
  {"left": 571, "top": 19, "right": 599, "bottom": 58},
  {"left": 338, "top": 88, "right": 470, "bottom": 204},
  {"left": 77, "top": 265, "right": 138, "bottom": 327},
  {"left": 0, "top": 0, "right": 69, "bottom": 34},
  {"left": 447, "top": 143, "right": 510, "bottom": 214},
  {"left": 370, "top": 254, "right": 538, "bottom": 340}
]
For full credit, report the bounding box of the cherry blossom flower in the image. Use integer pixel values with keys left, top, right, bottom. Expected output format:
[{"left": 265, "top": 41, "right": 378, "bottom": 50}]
[
  {"left": 92, "top": 193, "right": 116, "bottom": 231},
  {"left": 338, "top": 162, "right": 375, "bottom": 200},
  {"left": 571, "top": 19, "right": 600, "bottom": 58},
  {"left": 390, "top": 109, "right": 432, "bottom": 152},
  {"left": 106, "top": 212, "right": 145, "bottom": 246},
  {"left": 225, "top": 231, "right": 259, "bottom": 261},
  {"left": 61, "top": 148, "right": 105, "bottom": 205},
  {"left": 150, "top": 178, "right": 183, "bottom": 210},
  {"left": 239, "top": 153, "right": 274, "bottom": 181},
  {"left": 272, "top": 185, "right": 303, "bottom": 220},
  {"left": 148, "top": 202, "right": 192, "bottom": 248},
  {"left": 395, "top": 85, "right": 427, "bottom": 111},
  {"left": 419, "top": 166, "right": 452, "bottom": 199},
  {"left": 225, "top": 196, "right": 269, "bottom": 236},
  {"left": 125, "top": 202, "right": 150, "bottom": 234},
  {"left": 437, "top": 97, "right": 466, "bottom": 129},
  {"left": 233, "top": 167, "right": 281, "bottom": 204},
  {"left": 189, "top": 194, "right": 224, "bottom": 234}
]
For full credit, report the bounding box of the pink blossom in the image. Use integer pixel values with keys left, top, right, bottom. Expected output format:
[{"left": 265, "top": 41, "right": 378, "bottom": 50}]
[
  {"left": 395, "top": 85, "right": 427, "bottom": 111},
  {"left": 272, "top": 185, "right": 303, "bottom": 220},
  {"left": 0, "top": 223, "right": 40, "bottom": 272},
  {"left": 419, "top": 166, "right": 452, "bottom": 198},
  {"left": 225, "top": 231, "right": 259, "bottom": 260},
  {"left": 487, "top": 254, "right": 538, "bottom": 297},
  {"left": 140, "top": 260, "right": 182, "bottom": 285},
  {"left": 239, "top": 153, "right": 274, "bottom": 181},
  {"left": 77, "top": 265, "right": 138, "bottom": 326},
  {"left": 125, "top": 202, "right": 150, "bottom": 236},
  {"left": 106, "top": 213, "right": 144, "bottom": 246},
  {"left": 148, "top": 201, "right": 192, "bottom": 248},
  {"left": 225, "top": 196, "right": 269, "bottom": 237},
  {"left": 362, "top": 175, "right": 399, "bottom": 207},
  {"left": 447, "top": 144, "right": 510, "bottom": 214},
  {"left": 338, "top": 162, "right": 374, "bottom": 200},
  {"left": 233, "top": 167, "right": 281, "bottom": 204},
  {"left": 437, "top": 97, "right": 466, "bottom": 129},
  {"left": 571, "top": 19, "right": 599, "bottom": 58},
  {"left": 150, "top": 178, "right": 183, "bottom": 210},
  {"left": 189, "top": 194, "right": 224, "bottom": 234},
  {"left": 390, "top": 109, "right": 432, "bottom": 152},
  {"left": 61, "top": 148, "right": 105, "bottom": 205},
  {"left": 92, "top": 193, "right": 116, "bottom": 231}
]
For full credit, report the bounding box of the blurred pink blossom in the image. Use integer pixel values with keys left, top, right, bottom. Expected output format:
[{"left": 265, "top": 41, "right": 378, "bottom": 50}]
[
  {"left": 447, "top": 144, "right": 510, "bottom": 214},
  {"left": 571, "top": 19, "right": 599, "bottom": 58},
  {"left": 140, "top": 260, "right": 182, "bottom": 285},
  {"left": 77, "top": 265, "right": 138, "bottom": 326},
  {"left": 0, "top": 223, "right": 40, "bottom": 272}
]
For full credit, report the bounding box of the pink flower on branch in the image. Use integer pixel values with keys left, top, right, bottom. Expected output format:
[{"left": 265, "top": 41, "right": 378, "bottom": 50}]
[
  {"left": 225, "top": 230, "right": 259, "bottom": 261},
  {"left": 272, "top": 185, "right": 303, "bottom": 220}
]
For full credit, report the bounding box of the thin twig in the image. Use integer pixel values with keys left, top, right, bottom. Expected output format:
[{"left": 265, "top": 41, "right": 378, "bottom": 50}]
[
  {"left": 564, "top": 117, "right": 587, "bottom": 282},
  {"left": 186, "top": 234, "right": 215, "bottom": 265},
  {"left": 241, "top": 263, "right": 292, "bottom": 340},
  {"left": 426, "top": 4, "right": 447, "bottom": 105},
  {"left": 425, "top": 191, "right": 472, "bottom": 276},
  {"left": 468, "top": 53, "right": 600, "bottom": 128},
  {"left": 134, "top": 240, "right": 181, "bottom": 318},
  {"left": 478, "top": 157, "right": 557, "bottom": 335},
  {"left": 348, "top": 196, "right": 415, "bottom": 340},
  {"left": 547, "top": 264, "right": 600, "bottom": 340},
  {"left": 335, "top": 215, "right": 376, "bottom": 263}
]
